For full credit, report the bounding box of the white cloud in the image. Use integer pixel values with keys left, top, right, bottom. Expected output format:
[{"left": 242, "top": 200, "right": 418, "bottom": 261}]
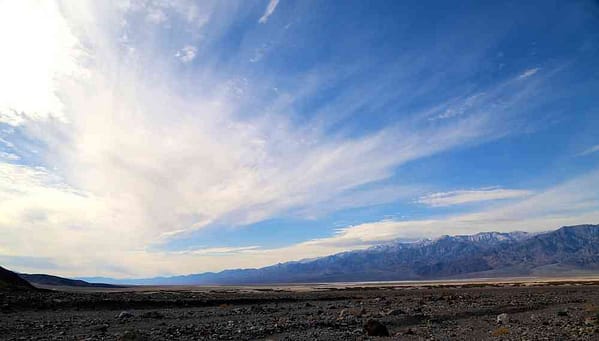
[
  {"left": 0, "top": 1, "right": 489, "bottom": 277},
  {"left": 175, "top": 45, "right": 197, "bottom": 63},
  {"left": 120, "top": 0, "right": 207, "bottom": 26},
  {"left": 417, "top": 187, "right": 533, "bottom": 207},
  {"left": 518, "top": 67, "right": 540, "bottom": 79},
  {"left": 259, "top": 0, "right": 280, "bottom": 24},
  {"left": 0, "top": 137, "right": 15, "bottom": 148},
  {"left": 0, "top": 152, "right": 19, "bottom": 161},
  {"left": 2, "top": 161, "right": 596, "bottom": 278},
  {"left": 146, "top": 7, "right": 167, "bottom": 24},
  {"left": 0, "top": 1, "right": 579, "bottom": 278},
  {"left": 0, "top": 0, "right": 82, "bottom": 126},
  {"left": 578, "top": 144, "right": 599, "bottom": 156},
  {"left": 335, "top": 169, "right": 599, "bottom": 242},
  {"left": 109, "top": 169, "right": 599, "bottom": 277}
]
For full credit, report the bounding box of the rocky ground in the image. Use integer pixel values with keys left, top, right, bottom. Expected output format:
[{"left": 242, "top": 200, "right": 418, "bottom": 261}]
[{"left": 1, "top": 281, "right": 599, "bottom": 340}]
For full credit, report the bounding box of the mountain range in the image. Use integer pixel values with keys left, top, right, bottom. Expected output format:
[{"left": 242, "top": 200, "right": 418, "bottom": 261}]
[{"left": 79, "top": 224, "right": 599, "bottom": 285}]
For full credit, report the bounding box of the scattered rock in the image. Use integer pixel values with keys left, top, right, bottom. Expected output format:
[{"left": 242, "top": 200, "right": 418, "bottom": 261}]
[
  {"left": 92, "top": 324, "right": 109, "bottom": 333},
  {"left": 497, "top": 313, "right": 509, "bottom": 325},
  {"left": 386, "top": 308, "right": 406, "bottom": 316},
  {"left": 364, "top": 319, "right": 389, "bottom": 337},
  {"left": 338, "top": 307, "right": 365, "bottom": 319},
  {"left": 3, "top": 283, "right": 599, "bottom": 340},
  {"left": 117, "top": 311, "right": 134, "bottom": 319},
  {"left": 492, "top": 327, "right": 510, "bottom": 337},
  {"left": 1, "top": 303, "right": 13, "bottom": 313},
  {"left": 584, "top": 317, "right": 596, "bottom": 326},
  {"left": 404, "top": 328, "right": 416, "bottom": 335},
  {"left": 141, "top": 311, "right": 164, "bottom": 319},
  {"left": 557, "top": 310, "right": 568, "bottom": 317},
  {"left": 118, "top": 330, "right": 148, "bottom": 341}
]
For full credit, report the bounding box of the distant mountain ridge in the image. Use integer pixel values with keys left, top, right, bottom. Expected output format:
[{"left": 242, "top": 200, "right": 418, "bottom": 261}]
[
  {"left": 83, "top": 224, "right": 599, "bottom": 285},
  {"left": 19, "top": 273, "right": 123, "bottom": 288}
]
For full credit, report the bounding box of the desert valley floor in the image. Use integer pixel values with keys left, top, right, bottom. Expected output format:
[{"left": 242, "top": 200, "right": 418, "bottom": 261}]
[{"left": 2, "top": 279, "right": 599, "bottom": 340}]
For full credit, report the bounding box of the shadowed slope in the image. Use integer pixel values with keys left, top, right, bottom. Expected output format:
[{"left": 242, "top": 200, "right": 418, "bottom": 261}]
[{"left": 0, "top": 266, "right": 35, "bottom": 290}]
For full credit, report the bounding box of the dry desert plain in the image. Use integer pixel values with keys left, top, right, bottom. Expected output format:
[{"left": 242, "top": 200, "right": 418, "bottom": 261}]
[{"left": 2, "top": 278, "right": 599, "bottom": 340}]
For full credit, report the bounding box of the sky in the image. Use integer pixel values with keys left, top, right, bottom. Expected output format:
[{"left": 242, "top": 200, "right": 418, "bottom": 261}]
[{"left": 0, "top": 0, "right": 598, "bottom": 278}]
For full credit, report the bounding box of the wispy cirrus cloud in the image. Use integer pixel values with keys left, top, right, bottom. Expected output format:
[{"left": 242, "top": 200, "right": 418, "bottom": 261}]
[
  {"left": 5, "top": 1, "right": 537, "bottom": 236},
  {"left": 518, "top": 67, "right": 540, "bottom": 79},
  {"left": 2, "top": 159, "right": 597, "bottom": 278},
  {"left": 258, "top": 0, "right": 280, "bottom": 24},
  {"left": 86, "top": 169, "right": 599, "bottom": 277},
  {"left": 296, "top": 168, "right": 599, "bottom": 251},
  {"left": 0, "top": 0, "right": 594, "bottom": 278},
  {"left": 0, "top": 0, "right": 502, "bottom": 276},
  {"left": 175, "top": 246, "right": 261, "bottom": 256},
  {"left": 577, "top": 144, "right": 599, "bottom": 156},
  {"left": 417, "top": 188, "right": 533, "bottom": 207},
  {"left": 0, "top": 151, "right": 19, "bottom": 161}
]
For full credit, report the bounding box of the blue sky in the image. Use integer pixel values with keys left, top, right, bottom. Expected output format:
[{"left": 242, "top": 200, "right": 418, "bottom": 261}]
[{"left": 0, "top": 0, "right": 598, "bottom": 277}]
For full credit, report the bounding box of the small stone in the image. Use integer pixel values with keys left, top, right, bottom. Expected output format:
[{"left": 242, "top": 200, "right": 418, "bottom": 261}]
[
  {"left": 557, "top": 311, "right": 568, "bottom": 317},
  {"left": 364, "top": 319, "right": 389, "bottom": 337},
  {"left": 387, "top": 308, "right": 406, "bottom": 316},
  {"left": 497, "top": 313, "right": 510, "bottom": 325},
  {"left": 117, "top": 311, "right": 134, "bottom": 319}
]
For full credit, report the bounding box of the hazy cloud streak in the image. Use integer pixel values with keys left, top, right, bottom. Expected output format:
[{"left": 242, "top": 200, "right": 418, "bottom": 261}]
[
  {"left": 578, "top": 144, "right": 599, "bottom": 156},
  {"left": 417, "top": 188, "right": 533, "bottom": 207}
]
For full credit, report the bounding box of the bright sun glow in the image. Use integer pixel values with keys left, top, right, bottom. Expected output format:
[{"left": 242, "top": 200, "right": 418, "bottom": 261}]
[{"left": 0, "top": 1, "right": 80, "bottom": 125}]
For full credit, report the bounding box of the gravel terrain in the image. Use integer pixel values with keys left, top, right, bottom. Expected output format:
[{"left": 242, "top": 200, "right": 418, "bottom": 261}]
[{"left": 1, "top": 281, "right": 599, "bottom": 340}]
